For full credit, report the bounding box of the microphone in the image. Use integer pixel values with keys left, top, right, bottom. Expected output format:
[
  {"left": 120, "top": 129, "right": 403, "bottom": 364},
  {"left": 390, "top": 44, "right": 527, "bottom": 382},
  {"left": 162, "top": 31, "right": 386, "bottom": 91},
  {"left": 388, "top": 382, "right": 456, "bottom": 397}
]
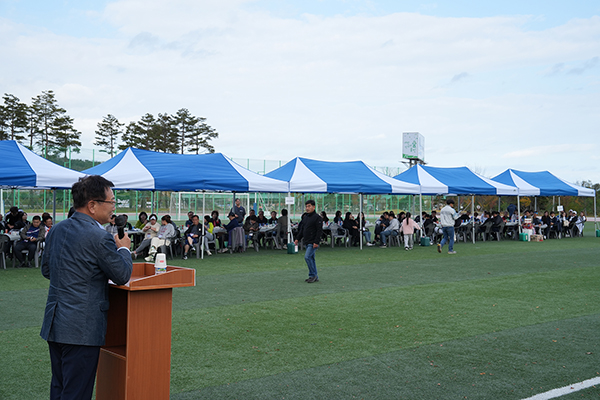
[{"left": 114, "top": 215, "right": 127, "bottom": 239}]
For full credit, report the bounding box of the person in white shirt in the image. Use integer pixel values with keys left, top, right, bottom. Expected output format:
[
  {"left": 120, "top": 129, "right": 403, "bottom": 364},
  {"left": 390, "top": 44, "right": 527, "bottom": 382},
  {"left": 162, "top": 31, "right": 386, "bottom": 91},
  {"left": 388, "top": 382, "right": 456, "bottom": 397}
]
[{"left": 437, "top": 199, "right": 460, "bottom": 254}]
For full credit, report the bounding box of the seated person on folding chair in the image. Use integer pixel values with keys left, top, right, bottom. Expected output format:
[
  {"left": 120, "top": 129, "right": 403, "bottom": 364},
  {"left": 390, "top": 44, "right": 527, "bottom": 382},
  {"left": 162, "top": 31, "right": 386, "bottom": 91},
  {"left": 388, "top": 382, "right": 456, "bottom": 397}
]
[
  {"left": 268, "top": 211, "right": 278, "bottom": 225},
  {"left": 275, "top": 209, "right": 289, "bottom": 249},
  {"left": 182, "top": 215, "right": 201, "bottom": 260},
  {"left": 5, "top": 206, "right": 24, "bottom": 231},
  {"left": 256, "top": 210, "right": 269, "bottom": 225},
  {"left": 15, "top": 215, "right": 45, "bottom": 268},
  {"left": 531, "top": 212, "right": 542, "bottom": 234},
  {"left": 374, "top": 212, "right": 389, "bottom": 245},
  {"left": 541, "top": 211, "right": 551, "bottom": 238},
  {"left": 219, "top": 212, "right": 241, "bottom": 253},
  {"left": 243, "top": 213, "right": 261, "bottom": 247},
  {"left": 380, "top": 211, "right": 399, "bottom": 248},
  {"left": 490, "top": 211, "right": 504, "bottom": 238},
  {"left": 575, "top": 211, "right": 586, "bottom": 236},
  {"left": 145, "top": 215, "right": 176, "bottom": 262},
  {"left": 567, "top": 210, "right": 578, "bottom": 235},
  {"left": 201, "top": 215, "right": 215, "bottom": 256},
  {"left": 132, "top": 214, "right": 159, "bottom": 258},
  {"left": 342, "top": 212, "right": 360, "bottom": 246}
]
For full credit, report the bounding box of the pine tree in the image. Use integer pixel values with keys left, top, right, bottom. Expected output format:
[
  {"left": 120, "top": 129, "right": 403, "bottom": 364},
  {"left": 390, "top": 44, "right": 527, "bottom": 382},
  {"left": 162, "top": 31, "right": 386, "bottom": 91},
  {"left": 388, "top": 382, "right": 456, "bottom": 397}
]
[
  {"left": 52, "top": 115, "right": 81, "bottom": 158},
  {"left": 173, "top": 108, "right": 199, "bottom": 154},
  {"left": 30, "top": 90, "right": 67, "bottom": 155},
  {"left": 154, "top": 113, "right": 179, "bottom": 153},
  {"left": 0, "top": 94, "right": 28, "bottom": 142},
  {"left": 186, "top": 116, "right": 218, "bottom": 154},
  {"left": 94, "top": 114, "right": 123, "bottom": 157},
  {"left": 120, "top": 113, "right": 158, "bottom": 151}
]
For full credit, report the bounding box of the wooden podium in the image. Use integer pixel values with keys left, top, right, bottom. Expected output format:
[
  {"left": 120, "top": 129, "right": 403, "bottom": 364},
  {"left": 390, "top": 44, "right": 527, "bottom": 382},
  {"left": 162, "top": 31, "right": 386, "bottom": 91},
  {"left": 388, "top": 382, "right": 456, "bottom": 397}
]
[{"left": 96, "top": 263, "right": 195, "bottom": 400}]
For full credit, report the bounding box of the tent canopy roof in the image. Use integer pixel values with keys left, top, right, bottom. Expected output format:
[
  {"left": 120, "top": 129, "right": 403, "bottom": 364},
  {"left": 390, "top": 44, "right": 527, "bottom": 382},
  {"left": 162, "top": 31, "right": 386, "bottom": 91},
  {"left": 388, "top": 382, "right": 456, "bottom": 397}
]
[
  {"left": 265, "top": 157, "right": 420, "bottom": 194},
  {"left": 0, "top": 141, "right": 85, "bottom": 189},
  {"left": 492, "top": 169, "right": 595, "bottom": 197},
  {"left": 394, "top": 165, "right": 518, "bottom": 195},
  {"left": 83, "top": 148, "right": 289, "bottom": 192}
]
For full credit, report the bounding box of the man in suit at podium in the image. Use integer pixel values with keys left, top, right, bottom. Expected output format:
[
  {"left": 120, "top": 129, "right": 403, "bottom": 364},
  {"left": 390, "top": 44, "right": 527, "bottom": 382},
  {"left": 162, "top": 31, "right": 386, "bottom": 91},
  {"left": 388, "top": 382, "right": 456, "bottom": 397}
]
[{"left": 40, "top": 175, "right": 133, "bottom": 400}]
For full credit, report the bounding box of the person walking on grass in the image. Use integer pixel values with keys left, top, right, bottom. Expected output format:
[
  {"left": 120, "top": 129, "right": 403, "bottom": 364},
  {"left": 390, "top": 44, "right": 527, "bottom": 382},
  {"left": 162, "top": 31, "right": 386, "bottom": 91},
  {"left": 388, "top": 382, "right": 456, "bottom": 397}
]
[
  {"left": 438, "top": 198, "right": 460, "bottom": 254},
  {"left": 295, "top": 199, "right": 323, "bottom": 283},
  {"left": 401, "top": 212, "right": 421, "bottom": 251}
]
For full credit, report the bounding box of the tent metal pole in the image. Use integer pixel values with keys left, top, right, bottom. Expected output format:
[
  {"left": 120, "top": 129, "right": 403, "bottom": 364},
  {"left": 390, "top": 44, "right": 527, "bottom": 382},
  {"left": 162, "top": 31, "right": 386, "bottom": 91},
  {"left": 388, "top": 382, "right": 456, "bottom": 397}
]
[
  {"left": 359, "top": 193, "right": 363, "bottom": 250},
  {"left": 471, "top": 195, "right": 475, "bottom": 244},
  {"left": 534, "top": 197, "right": 537, "bottom": 211},
  {"left": 0, "top": 189, "right": 4, "bottom": 216},
  {"left": 178, "top": 192, "right": 181, "bottom": 221},
  {"left": 151, "top": 191, "right": 155, "bottom": 215},
  {"left": 201, "top": 222, "right": 205, "bottom": 260},
  {"left": 52, "top": 189, "right": 56, "bottom": 222},
  {"left": 517, "top": 196, "right": 522, "bottom": 234},
  {"left": 595, "top": 192, "right": 598, "bottom": 231},
  {"left": 287, "top": 191, "right": 292, "bottom": 247},
  {"left": 419, "top": 193, "right": 423, "bottom": 245}
]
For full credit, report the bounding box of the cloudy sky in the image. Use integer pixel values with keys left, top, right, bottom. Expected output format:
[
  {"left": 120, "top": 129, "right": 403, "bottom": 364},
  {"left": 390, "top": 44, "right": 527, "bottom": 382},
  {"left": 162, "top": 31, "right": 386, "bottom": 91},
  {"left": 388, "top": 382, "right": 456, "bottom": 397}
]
[{"left": 1, "top": 0, "right": 599, "bottom": 183}]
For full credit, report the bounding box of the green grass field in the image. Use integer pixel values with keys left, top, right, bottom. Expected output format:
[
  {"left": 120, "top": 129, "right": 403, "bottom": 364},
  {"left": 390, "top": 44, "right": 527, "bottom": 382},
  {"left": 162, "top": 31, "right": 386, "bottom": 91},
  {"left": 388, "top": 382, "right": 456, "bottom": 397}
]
[{"left": 1, "top": 229, "right": 599, "bottom": 399}]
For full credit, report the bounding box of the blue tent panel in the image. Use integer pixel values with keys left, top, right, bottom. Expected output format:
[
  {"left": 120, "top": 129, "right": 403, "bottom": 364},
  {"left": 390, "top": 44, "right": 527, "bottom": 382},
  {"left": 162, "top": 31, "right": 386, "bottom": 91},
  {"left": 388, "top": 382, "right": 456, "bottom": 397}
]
[
  {"left": 492, "top": 169, "right": 594, "bottom": 197},
  {"left": 84, "top": 148, "right": 289, "bottom": 192},
  {"left": 0, "top": 141, "right": 37, "bottom": 187},
  {"left": 301, "top": 159, "right": 392, "bottom": 193}
]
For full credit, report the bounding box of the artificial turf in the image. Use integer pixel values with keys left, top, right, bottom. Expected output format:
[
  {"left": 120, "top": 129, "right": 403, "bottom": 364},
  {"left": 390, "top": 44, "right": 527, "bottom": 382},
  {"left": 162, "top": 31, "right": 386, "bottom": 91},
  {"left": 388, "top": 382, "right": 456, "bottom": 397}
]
[{"left": 1, "top": 229, "right": 599, "bottom": 399}]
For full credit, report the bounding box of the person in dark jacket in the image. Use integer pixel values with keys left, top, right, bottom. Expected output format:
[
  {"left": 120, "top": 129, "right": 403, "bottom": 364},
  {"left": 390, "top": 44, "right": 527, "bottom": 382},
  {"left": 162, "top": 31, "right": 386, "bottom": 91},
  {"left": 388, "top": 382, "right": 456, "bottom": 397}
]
[
  {"left": 295, "top": 199, "right": 323, "bottom": 283},
  {"left": 40, "top": 175, "right": 132, "bottom": 400}
]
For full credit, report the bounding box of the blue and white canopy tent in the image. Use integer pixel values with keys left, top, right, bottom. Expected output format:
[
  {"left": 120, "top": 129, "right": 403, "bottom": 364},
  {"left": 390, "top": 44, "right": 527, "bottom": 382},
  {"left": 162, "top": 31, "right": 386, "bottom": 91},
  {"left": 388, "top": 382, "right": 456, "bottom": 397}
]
[
  {"left": 491, "top": 169, "right": 594, "bottom": 197},
  {"left": 83, "top": 148, "right": 289, "bottom": 193},
  {"left": 0, "top": 140, "right": 86, "bottom": 217},
  {"left": 491, "top": 169, "right": 597, "bottom": 230},
  {"left": 266, "top": 157, "right": 421, "bottom": 248},
  {"left": 394, "top": 165, "right": 519, "bottom": 243},
  {"left": 265, "top": 157, "right": 421, "bottom": 194},
  {"left": 393, "top": 165, "right": 518, "bottom": 196},
  {"left": 83, "top": 148, "right": 289, "bottom": 242}
]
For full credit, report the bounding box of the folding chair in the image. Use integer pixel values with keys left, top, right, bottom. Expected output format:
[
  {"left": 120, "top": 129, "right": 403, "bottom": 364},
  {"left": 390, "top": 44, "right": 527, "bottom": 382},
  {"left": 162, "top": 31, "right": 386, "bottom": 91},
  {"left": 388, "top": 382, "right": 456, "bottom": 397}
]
[
  {"left": 0, "top": 235, "right": 9, "bottom": 270},
  {"left": 330, "top": 224, "right": 349, "bottom": 248}
]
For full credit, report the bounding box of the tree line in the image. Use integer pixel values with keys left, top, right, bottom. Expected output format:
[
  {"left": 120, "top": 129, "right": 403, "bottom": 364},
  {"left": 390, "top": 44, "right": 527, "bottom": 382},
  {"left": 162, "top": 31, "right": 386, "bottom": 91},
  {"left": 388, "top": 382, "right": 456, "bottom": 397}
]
[{"left": 0, "top": 90, "right": 218, "bottom": 158}]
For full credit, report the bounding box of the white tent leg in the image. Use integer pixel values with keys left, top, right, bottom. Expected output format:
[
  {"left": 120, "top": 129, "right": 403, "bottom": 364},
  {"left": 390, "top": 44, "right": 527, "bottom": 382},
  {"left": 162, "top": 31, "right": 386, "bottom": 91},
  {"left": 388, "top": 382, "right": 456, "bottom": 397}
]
[
  {"left": 287, "top": 192, "right": 292, "bottom": 248},
  {"left": 53, "top": 189, "right": 56, "bottom": 222},
  {"left": 517, "top": 196, "right": 522, "bottom": 234},
  {"left": 359, "top": 193, "right": 363, "bottom": 250},
  {"left": 178, "top": 192, "right": 181, "bottom": 221},
  {"left": 472, "top": 195, "right": 475, "bottom": 244},
  {"left": 0, "top": 189, "right": 4, "bottom": 216},
  {"left": 594, "top": 193, "right": 598, "bottom": 232},
  {"left": 201, "top": 231, "right": 205, "bottom": 260}
]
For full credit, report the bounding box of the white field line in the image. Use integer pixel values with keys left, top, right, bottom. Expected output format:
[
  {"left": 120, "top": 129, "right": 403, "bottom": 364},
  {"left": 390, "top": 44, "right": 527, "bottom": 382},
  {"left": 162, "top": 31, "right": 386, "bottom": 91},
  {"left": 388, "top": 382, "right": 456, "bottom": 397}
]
[{"left": 521, "top": 377, "right": 600, "bottom": 400}]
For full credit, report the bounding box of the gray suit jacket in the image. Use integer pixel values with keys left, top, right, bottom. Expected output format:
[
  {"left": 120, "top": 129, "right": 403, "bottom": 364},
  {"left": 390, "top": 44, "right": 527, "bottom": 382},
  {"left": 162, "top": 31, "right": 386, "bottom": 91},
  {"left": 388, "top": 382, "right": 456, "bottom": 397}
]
[{"left": 40, "top": 212, "right": 133, "bottom": 346}]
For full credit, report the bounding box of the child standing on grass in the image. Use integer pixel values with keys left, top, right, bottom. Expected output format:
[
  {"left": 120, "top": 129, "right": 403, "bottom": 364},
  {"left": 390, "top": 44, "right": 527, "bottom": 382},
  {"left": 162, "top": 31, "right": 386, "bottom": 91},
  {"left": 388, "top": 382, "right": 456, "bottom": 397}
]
[{"left": 401, "top": 212, "right": 421, "bottom": 250}]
